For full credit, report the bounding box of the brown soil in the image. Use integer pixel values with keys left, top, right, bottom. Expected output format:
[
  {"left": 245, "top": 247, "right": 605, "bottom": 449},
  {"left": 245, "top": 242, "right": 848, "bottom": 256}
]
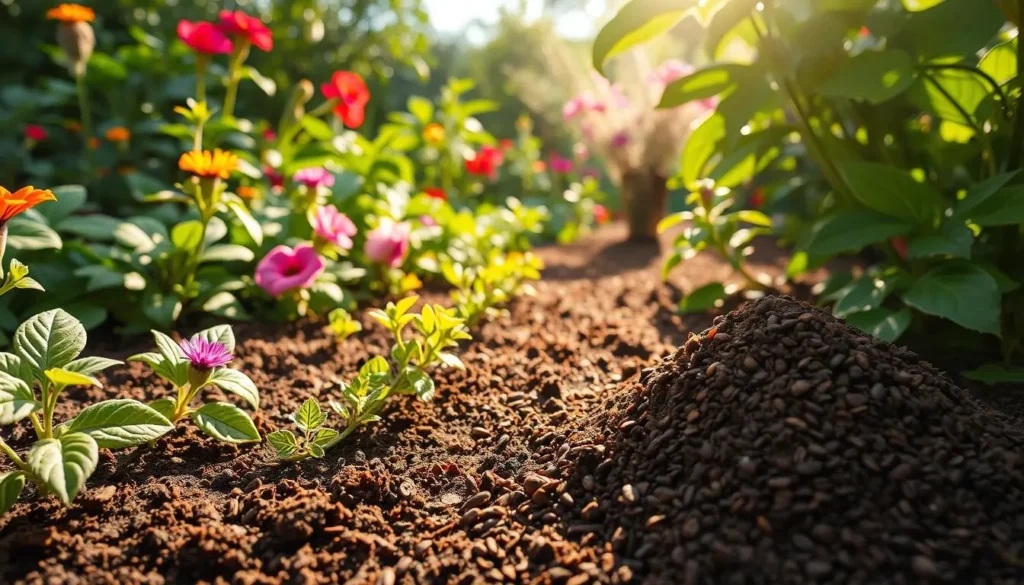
[{"left": 0, "top": 224, "right": 1019, "bottom": 585}]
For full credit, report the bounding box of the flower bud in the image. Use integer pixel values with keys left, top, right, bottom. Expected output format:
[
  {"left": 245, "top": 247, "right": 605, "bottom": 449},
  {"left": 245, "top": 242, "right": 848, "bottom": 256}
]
[
  {"left": 187, "top": 363, "right": 214, "bottom": 390},
  {"left": 57, "top": 21, "right": 95, "bottom": 77}
]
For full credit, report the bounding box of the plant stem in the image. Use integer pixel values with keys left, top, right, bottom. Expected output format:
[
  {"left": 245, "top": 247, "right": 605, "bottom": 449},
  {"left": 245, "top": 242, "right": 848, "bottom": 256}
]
[
  {"left": 76, "top": 73, "right": 93, "bottom": 176},
  {"left": 0, "top": 436, "right": 29, "bottom": 473},
  {"left": 222, "top": 42, "right": 250, "bottom": 121},
  {"left": 195, "top": 55, "right": 210, "bottom": 103}
]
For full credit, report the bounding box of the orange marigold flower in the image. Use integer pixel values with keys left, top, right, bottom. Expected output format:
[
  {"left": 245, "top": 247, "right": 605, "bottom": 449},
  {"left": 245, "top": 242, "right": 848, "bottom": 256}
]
[
  {"left": 178, "top": 149, "right": 239, "bottom": 179},
  {"left": 236, "top": 185, "right": 260, "bottom": 199},
  {"left": 105, "top": 126, "right": 131, "bottom": 142},
  {"left": 46, "top": 3, "right": 95, "bottom": 23},
  {"left": 0, "top": 186, "right": 57, "bottom": 224},
  {"left": 422, "top": 123, "right": 445, "bottom": 146}
]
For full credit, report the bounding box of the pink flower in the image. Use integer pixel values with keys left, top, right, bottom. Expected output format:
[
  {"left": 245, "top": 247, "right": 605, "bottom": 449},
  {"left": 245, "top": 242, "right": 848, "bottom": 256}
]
[
  {"left": 177, "top": 20, "right": 234, "bottom": 55},
  {"left": 311, "top": 205, "right": 357, "bottom": 250},
  {"left": 217, "top": 10, "right": 273, "bottom": 52},
  {"left": 255, "top": 243, "right": 325, "bottom": 297},
  {"left": 179, "top": 338, "right": 233, "bottom": 370},
  {"left": 365, "top": 219, "right": 410, "bottom": 268},
  {"left": 293, "top": 167, "right": 335, "bottom": 189},
  {"left": 420, "top": 215, "right": 438, "bottom": 228},
  {"left": 563, "top": 92, "right": 607, "bottom": 121},
  {"left": 24, "top": 125, "right": 47, "bottom": 142},
  {"left": 549, "top": 153, "right": 573, "bottom": 174},
  {"left": 611, "top": 131, "right": 630, "bottom": 148},
  {"left": 649, "top": 59, "right": 695, "bottom": 86}
]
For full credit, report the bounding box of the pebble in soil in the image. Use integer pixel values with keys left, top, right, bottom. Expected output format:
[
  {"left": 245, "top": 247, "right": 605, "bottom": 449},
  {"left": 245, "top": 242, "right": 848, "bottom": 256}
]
[{"left": 543, "top": 296, "right": 1024, "bottom": 585}]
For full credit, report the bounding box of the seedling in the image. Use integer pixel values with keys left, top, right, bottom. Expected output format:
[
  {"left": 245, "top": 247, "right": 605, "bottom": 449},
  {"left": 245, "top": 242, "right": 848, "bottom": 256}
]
[
  {"left": 0, "top": 309, "right": 172, "bottom": 515},
  {"left": 128, "top": 325, "right": 261, "bottom": 444},
  {"left": 328, "top": 308, "right": 362, "bottom": 341},
  {"left": 442, "top": 252, "right": 543, "bottom": 327},
  {"left": 267, "top": 398, "right": 340, "bottom": 461}
]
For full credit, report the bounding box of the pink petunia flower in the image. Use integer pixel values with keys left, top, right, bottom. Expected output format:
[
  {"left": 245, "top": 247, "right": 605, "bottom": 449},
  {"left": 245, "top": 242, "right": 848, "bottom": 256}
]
[
  {"left": 549, "top": 153, "right": 573, "bottom": 174},
  {"left": 255, "top": 243, "right": 325, "bottom": 297},
  {"left": 177, "top": 20, "right": 234, "bottom": 55},
  {"left": 310, "top": 205, "right": 356, "bottom": 250},
  {"left": 364, "top": 218, "right": 411, "bottom": 268},
  {"left": 293, "top": 167, "right": 335, "bottom": 189}
]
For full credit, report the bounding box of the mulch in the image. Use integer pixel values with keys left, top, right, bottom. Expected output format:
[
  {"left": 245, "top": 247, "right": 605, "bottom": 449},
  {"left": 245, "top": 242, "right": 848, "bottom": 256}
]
[{"left": 0, "top": 224, "right": 1020, "bottom": 585}]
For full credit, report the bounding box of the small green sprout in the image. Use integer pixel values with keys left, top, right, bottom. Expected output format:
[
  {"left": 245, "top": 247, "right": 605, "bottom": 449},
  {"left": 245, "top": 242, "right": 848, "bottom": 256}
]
[{"left": 328, "top": 308, "right": 362, "bottom": 341}]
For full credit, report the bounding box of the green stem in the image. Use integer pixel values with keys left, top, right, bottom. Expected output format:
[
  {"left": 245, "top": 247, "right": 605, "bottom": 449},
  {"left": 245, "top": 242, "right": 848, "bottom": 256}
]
[
  {"left": 0, "top": 436, "right": 29, "bottom": 473},
  {"left": 222, "top": 42, "right": 250, "bottom": 121},
  {"left": 76, "top": 73, "right": 93, "bottom": 176},
  {"left": 1008, "top": 15, "right": 1024, "bottom": 171},
  {"left": 195, "top": 55, "right": 210, "bottom": 103}
]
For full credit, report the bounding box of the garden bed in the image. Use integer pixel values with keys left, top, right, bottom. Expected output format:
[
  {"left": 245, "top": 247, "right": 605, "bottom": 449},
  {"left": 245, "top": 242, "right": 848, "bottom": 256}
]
[{"left": 0, "top": 224, "right": 1020, "bottom": 585}]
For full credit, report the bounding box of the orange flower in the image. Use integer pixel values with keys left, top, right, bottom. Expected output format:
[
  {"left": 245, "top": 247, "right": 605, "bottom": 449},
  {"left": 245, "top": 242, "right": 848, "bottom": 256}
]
[
  {"left": 105, "top": 126, "right": 131, "bottom": 142},
  {"left": 46, "top": 3, "right": 95, "bottom": 23},
  {"left": 422, "top": 123, "right": 445, "bottom": 146},
  {"left": 236, "top": 185, "right": 260, "bottom": 200},
  {"left": 65, "top": 120, "right": 82, "bottom": 133},
  {"left": 0, "top": 186, "right": 57, "bottom": 224},
  {"left": 531, "top": 160, "right": 547, "bottom": 173},
  {"left": 178, "top": 149, "right": 239, "bottom": 179},
  {"left": 87, "top": 137, "right": 100, "bottom": 149}
]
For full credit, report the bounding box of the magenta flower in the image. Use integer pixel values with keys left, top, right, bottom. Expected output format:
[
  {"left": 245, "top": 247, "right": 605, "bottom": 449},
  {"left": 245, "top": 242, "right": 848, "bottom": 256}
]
[
  {"left": 311, "top": 205, "right": 357, "bottom": 250},
  {"left": 611, "top": 131, "right": 631, "bottom": 148},
  {"left": 255, "top": 243, "right": 325, "bottom": 297},
  {"left": 179, "top": 338, "right": 233, "bottom": 370},
  {"left": 293, "top": 167, "right": 335, "bottom": 189},
  {"left": 365, "top": 219, "right": 411, "bottom": 268},
  {"left": 549, "top": 154, "right": 573, "bottom": 174},
  {"left": 177, "top": 20, "right": 234, "bottom": 55}
]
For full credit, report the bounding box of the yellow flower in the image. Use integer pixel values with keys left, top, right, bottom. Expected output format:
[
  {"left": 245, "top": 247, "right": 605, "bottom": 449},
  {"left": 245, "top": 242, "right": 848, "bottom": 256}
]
[
  {"left": 46, "top": 3, "right": 95, "bottom": 23},
  {"left": 0, "top": 186, "right": 57, "bottom": 223},
  {"left": 178, "top": 149, "right": 239, "bottom": 179},
  {"left": 105, "top": 126, "right": 131, "bottom": 142},
  {"left": 422, "top": 123, "right": 445, "bottom": 146}
]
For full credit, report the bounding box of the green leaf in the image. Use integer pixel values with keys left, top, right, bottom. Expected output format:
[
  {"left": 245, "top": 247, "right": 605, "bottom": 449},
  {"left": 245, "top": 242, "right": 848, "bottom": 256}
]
[
  {"left": 911, "top": 69, "right": 988, "bottom": 128},
  {"left": 311, "top": 428, "right": 339, "bottom": 452},
  {"left": 0, "top": 472, "right": 25, "bottom": 516},
  {"left": 704, "top": 0, "right": 759, "bottom": 58},
  {"left": 900, "top": 261, "right": 1001, "bottom": 335},
  {"left": 0, "top": 371, "right": 40, "bottom": 425},
  {"left": 128, "top": 352, "right": 188, "bottom": 387},
  {"left": 902, "top": 0, "right": 1004, "bottom": 62},
  {"left": 142, "top": 293, "right": 182, "bottom": 328},
  {"left": 961, "top": 186, "right": 1024, "bottom": 226},
  {"left": 658, "top": 64, "right": 743, "bottom": 108},
  {"left": 225, "top": 199, "right": 263, "bottom": 246},
  {"left": 171, "top": 220, "right": 204, "bottom": 251},
  {"left": 6, "top": 217, "right": 62, "bottom": 251},
  {"left": 242, "top": 65, "right": 276, "bottom": 96},
  {"left": 0, "top": 353, "right": 29, "bottom": 383},
  {"left": 906, "top": 223, "right": 973, "bottom": 259},
  {"left": 294, "top": 398, "right": 326, "bottom": 433},
  {"left": 267, "top": 430, "right": 298, "bottom": 458},
  {"left": 299, "top": 116, "right": 334, "bottom": 141},
  {"left": 979, "top": 39, "right": 1017, "bottom": 86},
  {"left": 39, "top": 185, "right": 87, "bottom": 225},
  {"left": 208, "top": 369, "right": 259, "bottom": 410},
  {"left": 838, "top": 162, "right": 945, "bottom": 225},
  {"left": 202, "top": 292, "right": 249, "bottom": 320},
  {"left": 113, "top": 221, "right": 157, "bottom": 252},
  {"left": 149, "top": 397, "right": 177, "bottom": 421},
  {"left": 65, "top": 399, "right": 174, "bottom": 449},
  {"left": 201, "top": 244, "right": 255, "bottom": 263},
  {"left": 592, "top": 0, "right": 696, "bottom": 74},
  {"left": 817, "top": 50, "right": 915, "bottom": 104},
  {"left": 437, "top": 352, "right": 464, "bottom": 369},
  {"left": 736, "top": 210, "right": 772, "bottom": 227},
  {"left": 677, "top": 282, "right": 728, "bottom": 315},
  {"left": 27, "top": 433, "right": 98, "bottom": 505},
  {"left": 14, "top": 309, "right": 87, "bottom": 383},
  {"left": 962, "top": 363, "right": 1024, "bottom": 385},
  {"left": 407, "top": 368, "right": 435, "bottom": 402},
  {"left": 829, "top": 273, "right": 898, "bottom": 319},
  {"left": 844, "top": 308, "right": 913, "bottom": 342},
  {"left": 955, "top": 171, "right": 1020, "bottom": 216},
  {"left": 191, "top": 325, "right": 236, "bottom": 353},
  {"left": 150, "top": 330, "right": 185, "bottom": 364},
  {"left": 45, "top": 368, "right": 100, "bottom": 388},
  {"left": 407, "top": 96, "right": 434, "bottom": 125},
  {"left": 191, "top": 402, "right": 260, "bottom": 443},
  {"left": 681, "top": 113, "right": 725, "bottom": 189},
  {"left": 804, "top": 211, "right": 914, "bottom": 257}
]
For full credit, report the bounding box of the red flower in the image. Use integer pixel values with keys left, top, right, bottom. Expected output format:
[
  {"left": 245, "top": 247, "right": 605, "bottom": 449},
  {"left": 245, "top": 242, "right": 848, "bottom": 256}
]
[
  {"left": 891, "top": 236, "right": 909, "bottom": 260},
  {"left": 593, "top": 204, "right": 610, "bottom": 225},
  {"left": 264, "top": 166, "right": 284, "bottom": 191},
  {"left": 499, "top": 139, "right": 514, "bottom": 150},
  {"left": 24, "top": 125, "right": 47, "bottom": 142},
  {"left": 750, "top": 186, "right": 765, "bottom": 209},
  {"left": 423, "top": 187, "right": 447, "bottom": 201},
  {"left": 465, "top": 146, "right": 504, "bottom": 179},
  {"left": 178, "top": 20, "right": 234, "bottom": 55},
  {"left": 218, "top": 11, "right": 273, "bottom": 52},
  {"left": 858, "top": 26, "right": 870, "bottom": 38},
  {"left": 262, "top": 128, "right": 278, "bottom": 141},
  {"left": 320, "top": 71, "right": 370, "bottom": 129}
]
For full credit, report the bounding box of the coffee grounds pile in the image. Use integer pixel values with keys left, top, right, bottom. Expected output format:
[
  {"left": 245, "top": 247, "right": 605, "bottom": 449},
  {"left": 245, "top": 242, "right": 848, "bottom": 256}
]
[{"left": 554, "top": 296, "right": 1024, "bottom": 584}]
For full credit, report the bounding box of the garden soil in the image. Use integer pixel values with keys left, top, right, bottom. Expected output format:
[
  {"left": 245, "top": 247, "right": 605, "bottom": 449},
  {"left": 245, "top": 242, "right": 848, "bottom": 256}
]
[{"left": 1, "top": 224, "right": 1021, "bottom": 584}]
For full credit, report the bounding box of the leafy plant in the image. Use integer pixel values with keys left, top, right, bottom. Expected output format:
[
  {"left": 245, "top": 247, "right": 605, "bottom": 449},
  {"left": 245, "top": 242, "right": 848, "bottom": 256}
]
[
  {"left": 0, "top": 309, "right": 172, "bottom": 514},
  {"left": 266, "top": 398, "right": 339, "bottom": 461},
  {"left": 443, "top": 251, "right": 543, "bottom": 327},
  {"left": 127, "top": 325, "right": 261, "bottom": 444},
  {"left": 328, "top": 308, "right": 362, "bottom": 340}
]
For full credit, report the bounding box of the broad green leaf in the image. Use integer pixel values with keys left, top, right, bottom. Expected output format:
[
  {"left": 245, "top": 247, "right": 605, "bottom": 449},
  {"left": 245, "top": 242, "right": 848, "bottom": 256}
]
[
  {"left": 804, "top": 211, "right": 914, "bottom": 257},
  {"left": 592, "top": 0, "right": 696, "bottom": 74},
  {"left": 205, "top": 369, "right": 258, "bottom": 409},
  {"left": 0, "top": 371, "right": 40, "bottom": 425},
  {"left": 142, "top": 293, "right": 183, "bottom": 328},
  {"left": 955, "top": 171, "right": 1020, "bottom": 216},
  {"left": 65, "top": 399, "right": 174, "bottom": 449},
  {"left": 14, "top": 309, "right": 87, "bottom": 383},
  {"left": 6, "top": 217, "right": 62, "bottom": 251},
  {"left": 963, "top": 363, "right": 1024, "bottom": 385},
  {"left": 39, "top": 185, "right": 87, "bottom": 225},
  {"left": 128, "top": 352, "right": 188, "bottom": 387},
  {"left": 677, "top": 282, "right": 728, "bottom": 315},
  {"left": 62, "top": 357, "right": 122, "bottom": 377},
  {"left": 311, "top": 428, "right": 339, "bottom": 451},
  {"left": 911, "top": 69, "right": 988, "bottom": 128},
  {"left": 407, "top": 368, "right": 435, "bottom": 402},
  {"left": 27, "top": 432, "right": 98, "bottom": 505},
  {"left": 201, "top": 292, "right": 249, "bottom": 320},
  {"left": 0, "top": 472, "right": 25, "bottom": 516},
  {"left": 191, "top": 402, "right": 260, "bottom": 443},
  {"left": 902, "top": 0, "right": 1004, "bottom": 62},
  {"left": 0, "top": 353, "right": 29, "bottom": 383},
  {"left": 294, "top": 398, "right": 326, "bottom": 433},
  {"left": 658, "top": 64, "right": 743, "bottom": 108},
  {"left": 900, "top": 261, "right": 1001, "bottom": 335},
  {"left": 962, "top": 186, "right": 1024, "bottom": 226},
  {"left": 704, "top": 0, "right": 759, "bottom": 58},
  {"left": 151, "top": 330, "right": 185, "bottom": 363},
  {"left": 226, "top": 199, "right": 263, "bottom": 246},
  {"left": 360, "top": 356, "right": 391, "bottom": 377},
  {"left": 171, "top": 220, "right": 204, "bottom": 251},
  {"left": 300, "top": 115, "right": 334, "bottom": 140},
  {"left": 817, "top": 50, "right": 915, "bottom": 104},
  {"left": 838, "top": 162, "right": 945, "bottom": 225},
  {"left": 45, "top": 368, "right": 100, "bottom": 388},
  {"left": 191, "top": 325, "right": 236, "bottom": 353},
  {"left": 267, "top": 430, "right": 298, "bottom": 458},
  {"left": 844, "top": 308, "right": 913, "bottom": 342},
  {"left": 201, "top": 244, "right": 255, "bottom": 263},
  {"left": 407, "top": 96, "right": 434, "bottom": 125},
  {"left": 979, "top": 39, "right": 1017, "bottom": 86},
  {"left": 113, "top": 221, "right": 157, "bottom": 252},
  {"left": 906, "top": 223, "right": 973, "bottom": 259},
  {"left": 149, "top": 397, "right": 177, "bottom": 421},
  {"left": 681, "top": 113, "right": 726, "bottom": 189},
  {"left": 829, "top": 273, "right": 899, "bottom": 319},
  {"left": 735, "top": 210, "right": 772, "bottom": 227}
]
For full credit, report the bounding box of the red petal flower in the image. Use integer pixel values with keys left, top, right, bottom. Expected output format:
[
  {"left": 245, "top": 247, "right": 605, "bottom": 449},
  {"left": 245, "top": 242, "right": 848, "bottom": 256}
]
[
  {"left": 423, "top": 187, "right": 447, "bottom": 201},
  {"left": 750, "top": 186, "right": 765, "bottom": 209},
  {"left": 24, "top": 125, "right": 47, "bottom": 142},
  {"left": 320, "top": 71, "right": 370, "bottom": 129},
  {"left": 891, "top": 236, "right": 909, "bottom": 260},
  {"left": 218, "top": 11, "right": 273, "bottom": 52},
  {"left": 178, "top": 20, "right": 234, "bottom": 55},
  {"left": 465, "top": 146, "right": 505, "bottom": 179}
]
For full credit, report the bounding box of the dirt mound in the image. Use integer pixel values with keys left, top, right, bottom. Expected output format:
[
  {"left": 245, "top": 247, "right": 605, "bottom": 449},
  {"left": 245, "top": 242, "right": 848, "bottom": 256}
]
[{"left": 555, "top": 296, "right": 1024, "bottom": 584}]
